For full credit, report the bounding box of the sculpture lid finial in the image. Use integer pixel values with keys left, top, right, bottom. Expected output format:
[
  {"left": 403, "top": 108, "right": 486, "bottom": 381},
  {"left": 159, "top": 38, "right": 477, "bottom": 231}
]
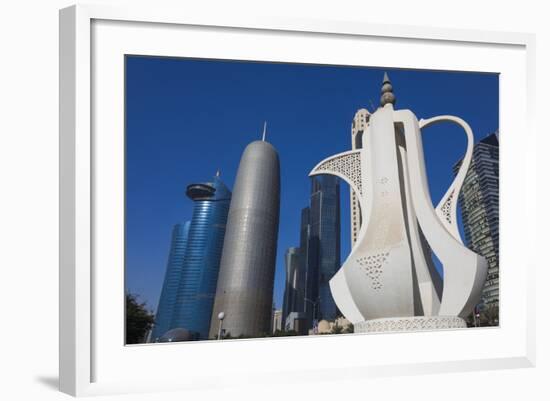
[
  {"left": 262, "top": 121, "right": 267, "bottom": 141},
  {"left": 380, "top": 72, "right": 396, "bottom": 107}
]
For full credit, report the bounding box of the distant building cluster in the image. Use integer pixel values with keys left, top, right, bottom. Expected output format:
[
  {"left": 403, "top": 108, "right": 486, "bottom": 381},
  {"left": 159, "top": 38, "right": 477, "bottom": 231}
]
[
  {"left": 151, "top": 135, "right": 280, "bottom": 342},
  {"left": 280, "top": 108, "right": 369, "bottom": 334},
  {"left": 282, "top": 175, "right": 341, "bottom": 334}
]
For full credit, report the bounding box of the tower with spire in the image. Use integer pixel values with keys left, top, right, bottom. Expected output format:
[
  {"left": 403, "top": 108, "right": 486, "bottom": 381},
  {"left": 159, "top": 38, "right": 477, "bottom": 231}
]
[
  {"left": 209, "top": 126, "right": 281, "bottom": 338},
  {"left": 152, "top": 172, "right": 232, "bottom": 341}
]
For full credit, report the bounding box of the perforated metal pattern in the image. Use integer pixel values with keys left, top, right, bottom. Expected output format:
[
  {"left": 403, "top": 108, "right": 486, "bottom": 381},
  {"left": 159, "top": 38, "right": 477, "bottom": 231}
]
[{"left": 316, "top": 152, "right": 362, "bottom": 195}]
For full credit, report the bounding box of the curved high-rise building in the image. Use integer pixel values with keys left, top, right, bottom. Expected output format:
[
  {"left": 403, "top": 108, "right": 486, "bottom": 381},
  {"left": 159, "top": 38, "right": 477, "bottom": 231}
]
[
  {"left": 209, "top": 140, "right": 280, "bottom": 338},
  {"left": 170, "top": 173, "right": 232, "bottom": 339}
]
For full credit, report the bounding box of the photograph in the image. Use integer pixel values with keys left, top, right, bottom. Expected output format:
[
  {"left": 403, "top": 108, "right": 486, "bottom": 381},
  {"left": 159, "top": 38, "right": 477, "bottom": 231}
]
[{"left": 124, "top": 56, "right": 499, "bottom": 344}]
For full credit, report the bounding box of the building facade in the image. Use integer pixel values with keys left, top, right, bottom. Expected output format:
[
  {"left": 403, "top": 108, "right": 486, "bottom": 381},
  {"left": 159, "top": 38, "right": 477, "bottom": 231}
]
[
  {"left": 350, "top": 108, "right": 370, "bottom": 246},
  {"left": 298, "top": 207, "right": 313, "bottom": 320},
  {"left": 271, "top": 309, "right": 282, "bottom": 333},
  {"left": 282, "top": 247, "right": 303, "bottom": 327},
  {"left": 309, "top": 175, "right": 341, "bottom": 321},
  {"left": 285, "top": 311, "right": 309, "bottom": 335},
  {"left": 150, "top": 222, "right": 191, "bottom": 341},
  {"left": 300, "top": 206, "right": 318, "bottom": 327},
  {"left": 454, "top": 133, "right": 499, "bottom": 308},
  {"left": 209, "top": 140, "right": 281, "bottom": 338},
  {"left": 297, "top": 176, "right": 341, "bottom": 327},
  {"left": 168, "top": 173, "right": 232, "bottom": 339}
]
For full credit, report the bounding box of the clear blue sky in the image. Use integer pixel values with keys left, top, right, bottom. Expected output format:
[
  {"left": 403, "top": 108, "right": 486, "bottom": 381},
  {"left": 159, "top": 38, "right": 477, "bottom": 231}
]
[{"left": 125, "top": 55, "right": 498, "bottom": 313}]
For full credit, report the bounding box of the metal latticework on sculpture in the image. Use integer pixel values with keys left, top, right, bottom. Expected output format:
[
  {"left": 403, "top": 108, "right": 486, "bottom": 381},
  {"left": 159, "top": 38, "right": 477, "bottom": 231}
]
[{"left": 316, "top": 151, "right": 362, "bottom": 196}]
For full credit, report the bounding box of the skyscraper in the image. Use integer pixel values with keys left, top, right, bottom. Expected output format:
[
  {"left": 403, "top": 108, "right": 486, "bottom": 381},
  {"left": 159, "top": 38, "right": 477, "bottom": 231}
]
[
  {"left": 300, "top": 206, "right": 318, "bottom": 326},
  {"left": 282, "top": 247, "right": 303, "bottom": 326},
  {"left": 151, "top": 222, "right": 191, "bottom": 341},
  {"left": 168, "top": 173, "right": 232, "bottom": 339},
  {"left": 350, "top": 109, "right": 370, "bottom": 246},
  {"left": 209, "top": 139, "right": 281, "bottom": 338},
  {"left": 454, "top": 133, "right": 499, "bottom": 309},
  {"left": 296, "top": 176, "right": 341, "bottom": 328},
  {"left": 308, "top": 175, "right": 341, "bottom": 321}
]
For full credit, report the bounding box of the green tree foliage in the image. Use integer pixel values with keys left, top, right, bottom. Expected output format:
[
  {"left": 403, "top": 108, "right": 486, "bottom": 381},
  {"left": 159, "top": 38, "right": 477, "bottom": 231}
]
[
  {"left": 479, "top": 304, "right": 499, "bottom": 327},
  {"left": 126, "top": 292, "right": 155, "bottom": 344},
  {"left": 464, "top": 313, "right": 475, "bottom": 328},
  {"left": 465, "top": 304, "right": 499, "bottom": 328}
]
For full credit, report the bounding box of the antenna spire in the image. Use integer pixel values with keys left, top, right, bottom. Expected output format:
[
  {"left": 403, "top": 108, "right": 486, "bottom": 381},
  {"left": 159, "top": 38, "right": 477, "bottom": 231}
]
[
  {"left": 369, "top": 99, "right": 376, "bottom": 111},
  {"left": 262, "top": 121, "right": 267, "bottom": 141}
]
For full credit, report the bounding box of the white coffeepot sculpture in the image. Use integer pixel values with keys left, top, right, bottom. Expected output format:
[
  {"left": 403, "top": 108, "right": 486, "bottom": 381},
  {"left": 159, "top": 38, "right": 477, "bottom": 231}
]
[{"left": 309, "top": 74, "right": 487, "bottom": 332}]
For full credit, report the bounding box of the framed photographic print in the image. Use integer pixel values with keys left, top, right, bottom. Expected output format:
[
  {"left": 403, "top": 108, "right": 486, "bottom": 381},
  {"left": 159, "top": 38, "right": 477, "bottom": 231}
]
[{"left": 59, "top": 4, "right": 536, "bottom": 397}]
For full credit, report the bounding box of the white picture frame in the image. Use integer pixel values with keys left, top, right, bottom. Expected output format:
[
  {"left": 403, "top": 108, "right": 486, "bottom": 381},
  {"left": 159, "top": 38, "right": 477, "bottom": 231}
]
[{"left": 59, "top": 3, "right": 536, "bottom": 397}]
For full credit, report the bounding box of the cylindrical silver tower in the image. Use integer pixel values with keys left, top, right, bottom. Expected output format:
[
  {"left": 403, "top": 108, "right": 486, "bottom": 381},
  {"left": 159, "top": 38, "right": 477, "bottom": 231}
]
[{"left": 209, "top": 140, "right": 280, "bottom": 338}]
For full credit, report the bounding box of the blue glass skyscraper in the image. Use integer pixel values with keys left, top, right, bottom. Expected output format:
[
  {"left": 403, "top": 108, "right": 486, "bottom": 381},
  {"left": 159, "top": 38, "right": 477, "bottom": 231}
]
[
  {"left": 296, "top": 176, "right": 341, "bottom": 328},
  {"left": 151, "top": 222, "right": 191, "bottom": 341},
  {"left": 171, "top": 173, "right": 232, "bottom": 339},
  {"left": 309, "top": 175, "right": 341, "bottom": 321},
  {"left": 281, "top": 247, "right": 303, "bottom": 327}
]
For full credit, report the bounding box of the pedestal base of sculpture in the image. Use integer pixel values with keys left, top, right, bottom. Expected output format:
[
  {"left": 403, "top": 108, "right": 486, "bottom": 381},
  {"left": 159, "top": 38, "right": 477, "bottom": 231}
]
[{"left": 355, "top": 316, "right": 467, "bottom": 333}]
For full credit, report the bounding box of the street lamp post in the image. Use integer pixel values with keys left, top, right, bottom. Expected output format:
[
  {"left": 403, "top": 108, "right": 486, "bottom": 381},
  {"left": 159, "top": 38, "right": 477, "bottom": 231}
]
[
  {"left": 217, "top": 311, "right": 225, "bottom": 340},
  {"left": 304, "top": 297, "right": 319, "bottom": 333},
  {"left": 145, "top": 323, "right": 155, "bottom": 343},
  {"left": 473, "top": 304, "right": 481, "bottom": 327}
]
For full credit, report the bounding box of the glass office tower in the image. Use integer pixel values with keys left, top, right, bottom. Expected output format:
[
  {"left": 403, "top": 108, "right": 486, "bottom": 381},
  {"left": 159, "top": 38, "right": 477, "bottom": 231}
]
[
  {"left": 151, "top": 222, "right": 191, "bottom": 341},
  {"left": 309, "top": 175, "right": 341, "bottom": 321},
  {"left": 301, "top": 206, "right": 319, "bottom": 325},
  {"left": 454, "top": 133, "right": 499, "bottom": 309},
  {"left": 298, "top": 176, "right": 341, "bottom": 327},
  {"left": 282, "top": 247, "right": 303, "bottom": 327},
  {"left": 169, "top": 173, "right": 232, "bottom": 339}
]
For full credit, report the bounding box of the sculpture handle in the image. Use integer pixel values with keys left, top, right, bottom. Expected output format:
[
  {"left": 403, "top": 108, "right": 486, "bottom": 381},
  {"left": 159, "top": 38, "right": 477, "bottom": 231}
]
[
  {"left": 419, "top": 116, "right": 474, "bottom": 243},
  {"left": 396, "top": 110, "right": 486, "bottom": 317}
]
